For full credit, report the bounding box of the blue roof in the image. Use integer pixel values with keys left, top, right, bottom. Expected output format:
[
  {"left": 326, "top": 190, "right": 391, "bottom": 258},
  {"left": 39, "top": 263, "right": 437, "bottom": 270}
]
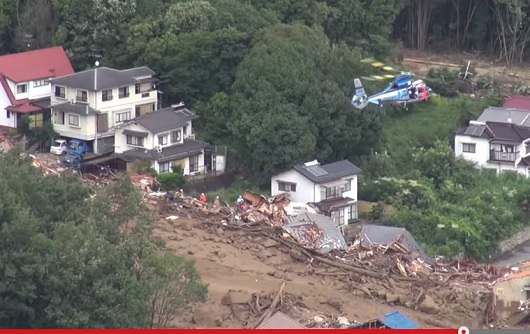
[{"left": 379, "top": 311, "right": 420, "bottom": 329}]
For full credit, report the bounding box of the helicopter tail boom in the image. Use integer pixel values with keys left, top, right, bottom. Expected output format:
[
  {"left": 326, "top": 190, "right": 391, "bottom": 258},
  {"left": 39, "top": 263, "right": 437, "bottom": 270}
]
[{"left": 351, "top": 78, "right": 369, "bottom": 109}]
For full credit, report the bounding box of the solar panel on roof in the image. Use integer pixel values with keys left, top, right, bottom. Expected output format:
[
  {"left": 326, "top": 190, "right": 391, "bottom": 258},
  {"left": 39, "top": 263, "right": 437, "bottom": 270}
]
[
  {"left": 464, "top": 125, "right": 485, "bottom": 136},
  {"left": 306, "top": 165, "right": 328, "bottom": 177},
  {"left": 464, "top": 125, "right": 477, "bottom": 135}
]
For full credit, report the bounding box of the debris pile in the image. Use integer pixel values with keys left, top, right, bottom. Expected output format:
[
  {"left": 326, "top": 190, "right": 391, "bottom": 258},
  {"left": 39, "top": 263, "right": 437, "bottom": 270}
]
[
  {"left": 146, "top": 189, "right": 509, "bottom": 327},
  {"left": 29, "top": 153, "right": 65, "bottom": 175}
]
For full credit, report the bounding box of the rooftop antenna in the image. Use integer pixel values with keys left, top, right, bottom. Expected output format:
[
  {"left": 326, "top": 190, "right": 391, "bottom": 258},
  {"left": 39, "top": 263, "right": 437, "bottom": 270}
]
[{"left": 94, "top": 60, "right": 100, "bottom": 91}]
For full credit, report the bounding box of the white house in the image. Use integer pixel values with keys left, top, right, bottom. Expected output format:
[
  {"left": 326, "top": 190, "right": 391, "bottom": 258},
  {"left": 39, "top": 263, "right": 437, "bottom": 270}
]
[
  {"left": 271, "top": 159, "right": 362, "bottom": 226},
  {"left": 0, "top": 46, "right": 74, "bottom": 129},
  {"left": 49, "top": 66, "right": 159, "bottom": 154},
  {"left": 454, "top": 106, "right": 530, "bottom": 176},
  {"left": 114, "top": 104, "right": 226, "bottom": 176}
]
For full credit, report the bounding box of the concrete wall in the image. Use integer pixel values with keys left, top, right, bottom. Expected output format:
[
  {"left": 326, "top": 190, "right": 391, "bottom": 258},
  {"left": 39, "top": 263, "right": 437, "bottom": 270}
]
[{"left": 494, "top": 276, "right": 530, "bottom": 320}]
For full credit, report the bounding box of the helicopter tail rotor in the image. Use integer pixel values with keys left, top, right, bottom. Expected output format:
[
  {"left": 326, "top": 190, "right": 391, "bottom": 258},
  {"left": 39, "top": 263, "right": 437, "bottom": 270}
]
[{"left": 351, "top": 78, "right": 369, "bottom": 110}]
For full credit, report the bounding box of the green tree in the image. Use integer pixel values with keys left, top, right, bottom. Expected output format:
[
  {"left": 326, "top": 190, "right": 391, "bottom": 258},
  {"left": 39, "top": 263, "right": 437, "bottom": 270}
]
[
  {"left": 228, "top": 23, "right": 383, "bottom": 180},
  {"left": 0, "top": 151, "right": 207, "bottom": 328}
]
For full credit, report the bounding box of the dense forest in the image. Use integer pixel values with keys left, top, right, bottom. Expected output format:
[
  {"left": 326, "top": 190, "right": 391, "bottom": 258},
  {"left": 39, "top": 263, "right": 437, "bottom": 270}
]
[{"left": 4, "top": 3, "right": 530, "bottom": 327}]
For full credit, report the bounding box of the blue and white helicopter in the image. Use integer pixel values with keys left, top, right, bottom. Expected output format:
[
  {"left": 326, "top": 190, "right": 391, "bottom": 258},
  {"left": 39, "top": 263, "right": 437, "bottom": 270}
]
[{"left": 351, "top": 59, "right": 433, "bottom": 110}]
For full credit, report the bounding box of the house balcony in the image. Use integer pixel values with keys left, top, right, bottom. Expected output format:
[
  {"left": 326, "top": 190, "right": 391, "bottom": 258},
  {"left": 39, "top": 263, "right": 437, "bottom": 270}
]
[{"left": 490, "top": 150, "right": 519, "bottom": 162}]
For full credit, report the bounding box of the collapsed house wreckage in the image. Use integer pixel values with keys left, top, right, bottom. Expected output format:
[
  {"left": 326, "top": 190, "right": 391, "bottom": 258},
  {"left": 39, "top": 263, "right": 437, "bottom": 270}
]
[{"left": 148, "top": 189, "right": 524, "bottom": 327}]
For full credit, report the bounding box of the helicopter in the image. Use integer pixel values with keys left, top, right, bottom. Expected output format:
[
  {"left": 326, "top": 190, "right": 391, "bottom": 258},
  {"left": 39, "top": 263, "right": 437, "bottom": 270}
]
[{"left": 351, "top": 59, "right": 433, "bottom": 110}]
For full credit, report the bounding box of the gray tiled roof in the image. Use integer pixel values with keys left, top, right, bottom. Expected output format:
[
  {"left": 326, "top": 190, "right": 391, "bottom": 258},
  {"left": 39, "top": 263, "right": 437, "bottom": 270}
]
[
  {"left": 134, "top": 106, "right": 198, "bottom": 134},
  {"left": 478, "top": 107, "right": 530, "bottom": 126},
  {"left": 257, "top": 312, "right": 306, "bottom": 329},
  {"left": 119, "top": 140, "right": 209, "bottom": 163},
  {"left": 456, "top": 121, "right": 530, "bottom": 142},
  {"left": 50, "top": 66, "right": 155, "bottom": 91},
  {"left": 359, "top": 225, "right": 431, "bottom": 262},
  {"left": 293, "top": 160, "right": 362, "bottom": 184},
  {"left": 51, "top": 101, "right": 98, "bottom": 115},
  {"left": 284, "top": 212, "right": 347, "bottom": 253}
]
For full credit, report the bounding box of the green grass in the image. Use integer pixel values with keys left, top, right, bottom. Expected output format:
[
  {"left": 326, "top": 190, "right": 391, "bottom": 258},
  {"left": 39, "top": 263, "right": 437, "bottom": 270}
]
[
  {"left": 383, "top": 95, "right": 501, "bottom": 169},
  {"left": 188, "top": 180, "right": 270, "bottom": 204}
]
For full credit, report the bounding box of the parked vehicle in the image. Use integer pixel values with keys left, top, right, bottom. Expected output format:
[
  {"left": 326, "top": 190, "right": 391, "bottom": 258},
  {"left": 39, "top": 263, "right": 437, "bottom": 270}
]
[
  {"left": 67, "top": 139, "right": 88, "bottom": 156},
  {"left": 50, "top": 139, "right": 68, "bottom": 155},
  {"left": 63, "top": 153, "right": 83, "bottom": 169}
]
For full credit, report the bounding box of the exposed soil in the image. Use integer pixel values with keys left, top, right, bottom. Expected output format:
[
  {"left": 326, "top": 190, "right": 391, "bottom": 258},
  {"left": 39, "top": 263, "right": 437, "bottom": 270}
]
[
  {"left": 154, "top": 216, "right": 486, "bottom": 329},
  {"left": 401, "top": 48, "right": 530, "bottom": 86}
]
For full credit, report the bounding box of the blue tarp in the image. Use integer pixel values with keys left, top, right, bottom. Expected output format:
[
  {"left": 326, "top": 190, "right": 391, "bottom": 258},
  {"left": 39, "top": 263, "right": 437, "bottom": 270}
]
[{"left": 379, "top": 310, "right": 420, "bottom": 329}]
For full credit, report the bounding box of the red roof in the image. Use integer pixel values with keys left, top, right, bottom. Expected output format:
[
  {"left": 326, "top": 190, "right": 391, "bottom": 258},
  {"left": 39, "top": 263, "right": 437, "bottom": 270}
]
[
  {"left": 0, "top": 46, "right": 74, "bottom": 83},
  {"left": 502, "top": 96, "right": 530, "bottom": 111}
]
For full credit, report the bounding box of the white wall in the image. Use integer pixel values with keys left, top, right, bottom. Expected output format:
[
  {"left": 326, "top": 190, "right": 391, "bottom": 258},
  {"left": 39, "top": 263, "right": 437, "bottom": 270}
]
[
  {"left": 114, "top": 123, "right": 153, "bottom": 153},
  {"left": 0, "top": 86, "right": 15, "bottom": 128},
  {"left": 154, "top": 150, "right": 206, "bottom": 175},
  {"left": 29, "top": 81, "right": 51, "bottom": 100},
  {"left": 270, "top": 169, "right": 316, "bottom": 203},
  {"left": 96, "top": 84, "right": 157, "bottom": 114},
  {"left": 318, "top": 176, "right": 358, "bottom": 203},
  {"left": 455, "top": 134, "right": 529, "bottom": 176},
  {"left": 52, "top": 110, "right": 97, "bottom": 140}
]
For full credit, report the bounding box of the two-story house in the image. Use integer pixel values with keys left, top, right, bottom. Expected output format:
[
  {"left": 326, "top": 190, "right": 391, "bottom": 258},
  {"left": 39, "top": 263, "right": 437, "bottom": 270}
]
[
  {"left": 454, "top": 106, "right": 530, "bottom": 176},
  {"left": 270, "top": 160, "right": 362, "bottom": 226},
  {"left": 49, "top": 66, "right": 158, "bottom": 154},
  {"left": 0, "top": 46, "right": 74, "bottom": 129},
  {"left": 114, "top": 104, "right": 226, "bottom": 175}
]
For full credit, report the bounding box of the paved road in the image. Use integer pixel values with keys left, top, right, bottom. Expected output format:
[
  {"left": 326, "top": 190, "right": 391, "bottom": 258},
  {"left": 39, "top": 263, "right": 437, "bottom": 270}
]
[{"left": 492, "top": 240, "right": 530, "bottom": 267}]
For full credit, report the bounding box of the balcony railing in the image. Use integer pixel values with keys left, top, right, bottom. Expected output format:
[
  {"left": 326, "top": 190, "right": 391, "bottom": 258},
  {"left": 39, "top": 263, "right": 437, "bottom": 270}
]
[{"left": 490, "top": 150, "right": 519, "bottom": 162}]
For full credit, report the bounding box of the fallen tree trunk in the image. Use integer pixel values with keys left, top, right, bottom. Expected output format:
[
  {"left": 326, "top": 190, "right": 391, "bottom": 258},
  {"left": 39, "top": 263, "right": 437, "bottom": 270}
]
[{"left": 312, "top": 255, "right": 384, "bottom": 279}]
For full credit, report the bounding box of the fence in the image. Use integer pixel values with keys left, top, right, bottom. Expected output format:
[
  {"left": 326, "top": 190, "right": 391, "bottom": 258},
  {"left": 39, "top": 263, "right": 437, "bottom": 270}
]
[{"left": 183, "top": 170, "right": 237, "bottom": 193}]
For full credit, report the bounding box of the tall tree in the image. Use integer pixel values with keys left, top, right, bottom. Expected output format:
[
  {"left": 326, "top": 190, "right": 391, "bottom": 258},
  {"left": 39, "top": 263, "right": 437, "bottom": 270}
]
[{"left": 227, "top": 24, "right": 383, "bottom": 180}]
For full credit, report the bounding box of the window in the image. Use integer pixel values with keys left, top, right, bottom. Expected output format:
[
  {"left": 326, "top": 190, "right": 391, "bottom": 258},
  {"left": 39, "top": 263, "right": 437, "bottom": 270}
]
[
  {"left": 16, "top": 84, "right": 27, "bottom": 94},
  {"left": 171, "top": 130, "right": 181, "bottom": 143},
  {"left": 325, "top": 186, "right": 345, "bottom": 199},
  {"left": 159, "top": 162, "right": 173, "bottom": 173},
  {"left": 344, "top": 180, "right": 352, "bottom": 192},
  {"left": 119, "top": 86, "right": 129, "bottom": 98},
  {"left": 68, "top": 114, "right": 80, "bottom": 127},
  {"left": 114, "top": 111, "right": 131, "bottom": 123},
  {"left": 76, "top": 90, "right": 88, "bottom": 102},
  {"left": 189, "top": 155, "right": 199, "bottom": 172},
  {"left": 126, "top": 135, "right": 144, "bottom": 147},
  {"left": 135, "top": 83, "right": 150, "bottom": 96},
  {"left": 348, "top": 204, "right": 357, "bottom": 221},
  {"left": 6, "top": 110, "right": 10, "bottom": 119},
  {"left": 337, "top": 209, "right": 345, "bottom": 225},
  {"left": 158, "top": 135, "right": 168, "bottom": 146},
  {"left": 102, "top": 89, "right": 113, "bottom": 101},
  {"left": 278, "top": 182, "right": 296, "bottom": 192},
  {"left": 33, "top": 80, "right": 49, "bottom": 87},
  {"left": 462, "top": 143, "right": 476, "bottom": 153},
  {"left": 54, "top": 111, "right": 65, "bottom": 124},
  {"left": 55, "top": 85, "right": 66, "bottom": 98}
]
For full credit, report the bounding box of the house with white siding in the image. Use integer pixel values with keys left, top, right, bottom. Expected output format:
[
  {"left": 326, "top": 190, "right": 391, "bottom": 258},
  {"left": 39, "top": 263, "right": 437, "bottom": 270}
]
[
  {"left": 270, "top": 159, "right": 362, "bottom": 226},
  {"left": 114, "top": 103, "right": 225, "bottom": 176},
  {"left": 0, "top": 47, "right": 74, "bottom": 129},
  {"left": 49, "top": 66, "right": 158, "bottom": 154},
  {"left": 454, "top": 106, "right": 530, "bottom": 176}
]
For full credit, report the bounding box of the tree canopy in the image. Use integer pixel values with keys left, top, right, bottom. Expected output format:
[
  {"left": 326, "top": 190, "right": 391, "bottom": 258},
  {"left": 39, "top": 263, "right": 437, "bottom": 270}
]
[{"left": 0, "top": 151, "right": 207, "bottom": 328}]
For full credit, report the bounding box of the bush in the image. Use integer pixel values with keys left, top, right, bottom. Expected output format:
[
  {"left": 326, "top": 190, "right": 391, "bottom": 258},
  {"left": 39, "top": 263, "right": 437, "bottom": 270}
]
[{"left": 158, "top": 165, "right": 187, "bottom": 190}]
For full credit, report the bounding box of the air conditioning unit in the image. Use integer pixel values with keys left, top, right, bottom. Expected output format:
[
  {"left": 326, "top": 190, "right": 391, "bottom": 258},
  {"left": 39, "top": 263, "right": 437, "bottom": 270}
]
[
  {"left": 70, "top": 99, "right": 75, "bottom": 105},
  {"left": 154, "top": 145, "right": 162, "bottom": 153},
  {"left": 185, "top": 134, "right": 195, "bottom": 140}
]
